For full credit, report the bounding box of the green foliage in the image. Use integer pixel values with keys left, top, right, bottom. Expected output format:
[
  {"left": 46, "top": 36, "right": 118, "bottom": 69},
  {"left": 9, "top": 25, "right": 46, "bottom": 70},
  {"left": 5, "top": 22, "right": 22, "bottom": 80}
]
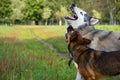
[
  {"left": 42, "top": 7, "right": 52, "bottom": 25},
  {"left": 60, "top": 6, "right": 70, "bottom": 19},
  {"left": 92, "top": 9, "right": 101, "bottom": 19},
  {"left": 54, "top": 6, "right": 70, "bottom": 25},
  {"left": 42, "top": 7, "right": 51, "bottom": 20},
  {"left": 116, "top": 0, "right": 120, "bottom": 21},
  {"left": 0, "top": 0, "right": 120, "bottom": 24},
  {"left": 0, "top": 0, "right": 12, "bottom": 22},
  {"left": 54, "top": 11, "right": 61, "bottom": 21},
  {"left": 23, "top": 0, "right": 44, "bottom": 24},
  {"left": 92, "top": 0, "right": 119, "bottom": 24},
  {"left": 116, "top": 11, "right": 120, "bottom": 21},
  {"left": 11, "top": 0, "right": 25, "bottom": 22}
]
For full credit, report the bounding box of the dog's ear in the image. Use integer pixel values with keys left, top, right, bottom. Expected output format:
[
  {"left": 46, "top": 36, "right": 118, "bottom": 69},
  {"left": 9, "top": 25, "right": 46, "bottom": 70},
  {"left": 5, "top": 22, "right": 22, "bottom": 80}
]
[
  {"left": 71, "top": 32, "right": 78, "bottom": 40},
  {"left": 82, "top": 38, "right": 91, "bottom": 45},
  {"left": 67, "top": 25, "right": 74, "bottom": 32},
  {"left": 67, "top": 31, "right": 78, "bottom": 44},
  {"left": 90, "top": 17, "right": 99, "bottom": 26}
]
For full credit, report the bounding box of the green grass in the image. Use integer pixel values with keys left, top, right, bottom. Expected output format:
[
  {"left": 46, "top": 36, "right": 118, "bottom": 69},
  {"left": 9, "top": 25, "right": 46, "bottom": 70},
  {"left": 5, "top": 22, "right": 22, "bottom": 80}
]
[
  {"left": 0, "top": 26, "right": 76, "bottom": 80},
  {"left": 29, "top": 26, "right": 68, "bottom": 53},
  {"left": 0, "top": 25, "right": 120, "bottom": 80},
  {"left": 95, "top": 25, "right": 120, "bottom": 32}
]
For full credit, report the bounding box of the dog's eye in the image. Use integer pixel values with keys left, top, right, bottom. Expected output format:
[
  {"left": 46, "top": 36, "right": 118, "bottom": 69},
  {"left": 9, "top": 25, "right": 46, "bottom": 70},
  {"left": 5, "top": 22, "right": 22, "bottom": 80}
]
[{"left": 80, "top": 12, "right": 83, "bottom": 15}]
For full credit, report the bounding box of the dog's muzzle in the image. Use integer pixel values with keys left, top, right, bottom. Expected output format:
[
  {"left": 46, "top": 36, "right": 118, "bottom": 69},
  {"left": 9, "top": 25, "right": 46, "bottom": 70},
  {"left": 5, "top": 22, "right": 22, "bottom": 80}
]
[{"left": 70, "top": 4, "right": 76, "bottom": 9}]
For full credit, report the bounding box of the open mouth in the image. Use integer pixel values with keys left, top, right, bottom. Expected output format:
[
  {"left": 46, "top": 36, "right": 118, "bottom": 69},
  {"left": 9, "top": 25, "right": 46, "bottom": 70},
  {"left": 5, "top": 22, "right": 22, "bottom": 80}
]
[{"left": 64, "top": 7, "right": 78, "bottom": 20}]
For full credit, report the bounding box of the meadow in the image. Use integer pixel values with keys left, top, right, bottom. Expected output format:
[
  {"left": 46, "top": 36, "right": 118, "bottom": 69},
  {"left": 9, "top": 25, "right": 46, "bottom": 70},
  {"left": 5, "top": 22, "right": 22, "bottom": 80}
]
[{"left": 0, "top": 25, "right": 120, "bottom": 80}]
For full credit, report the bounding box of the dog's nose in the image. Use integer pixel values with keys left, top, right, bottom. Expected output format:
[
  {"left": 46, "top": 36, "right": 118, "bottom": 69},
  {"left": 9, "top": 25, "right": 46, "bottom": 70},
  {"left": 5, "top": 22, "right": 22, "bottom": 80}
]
[{"left": 70, "top": 4, "right": 76, "bottom": 9}]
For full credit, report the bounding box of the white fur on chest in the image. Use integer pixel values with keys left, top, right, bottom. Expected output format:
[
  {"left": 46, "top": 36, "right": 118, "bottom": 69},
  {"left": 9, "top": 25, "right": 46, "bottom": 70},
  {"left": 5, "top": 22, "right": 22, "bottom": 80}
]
[{"left": 73, "top": 61, "right": 84, "bottom": 80}]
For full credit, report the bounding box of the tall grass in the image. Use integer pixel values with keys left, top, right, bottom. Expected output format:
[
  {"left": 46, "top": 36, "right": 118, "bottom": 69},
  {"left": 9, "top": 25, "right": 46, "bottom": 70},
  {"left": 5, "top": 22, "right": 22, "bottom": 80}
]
[{"left": 0, "top": 26, "right": 76, "bottom": 80}]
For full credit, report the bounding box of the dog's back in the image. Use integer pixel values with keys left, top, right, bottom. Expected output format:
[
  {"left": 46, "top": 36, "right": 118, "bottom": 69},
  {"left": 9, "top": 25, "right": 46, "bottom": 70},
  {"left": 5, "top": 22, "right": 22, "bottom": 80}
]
[
  {"left": 82, "top": 29, "right": 120, "bottom": 51},
  {"left": 91, "top": 51, "right": 120, "bottom": 76}
]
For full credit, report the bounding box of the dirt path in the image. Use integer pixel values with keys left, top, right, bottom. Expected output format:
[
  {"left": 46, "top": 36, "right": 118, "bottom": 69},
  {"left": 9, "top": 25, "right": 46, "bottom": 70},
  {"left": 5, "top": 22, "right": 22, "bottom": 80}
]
[{"left": 30, "top": 30, "right": 70, "bottom": 60}]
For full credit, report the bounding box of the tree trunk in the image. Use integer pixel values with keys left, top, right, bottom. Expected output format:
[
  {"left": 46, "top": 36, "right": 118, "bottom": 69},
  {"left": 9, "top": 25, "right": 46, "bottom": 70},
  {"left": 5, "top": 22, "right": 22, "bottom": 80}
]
[
  {"left": 59, "top": 19, "right": 62, "bottom": 26},
  {"left": 11, "top": 19, "right": 15, "bottom": 25},
  {"left": 65, "top": 21, "right": 67, "bottom": 25},
  {"left": 114, "top": 0, "right": 117, "bottom": 25},
  {"left": 109, "top": 10, "right": 114, "bottom": 25},
  {"left": 35, "top": 21, "right": 39, "bottom": 25},
  {"left": 109, "top": 8, "right": 117, "bottom": 25},
  {"left": 45, "top": 19, "right": 48, "bottom": 25}
]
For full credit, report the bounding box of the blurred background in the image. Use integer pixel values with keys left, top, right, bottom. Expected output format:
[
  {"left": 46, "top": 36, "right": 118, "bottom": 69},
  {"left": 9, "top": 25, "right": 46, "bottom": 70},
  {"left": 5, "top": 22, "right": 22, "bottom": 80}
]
[{"left": 0, "top": 0, "right": 120, "bottom": 26}]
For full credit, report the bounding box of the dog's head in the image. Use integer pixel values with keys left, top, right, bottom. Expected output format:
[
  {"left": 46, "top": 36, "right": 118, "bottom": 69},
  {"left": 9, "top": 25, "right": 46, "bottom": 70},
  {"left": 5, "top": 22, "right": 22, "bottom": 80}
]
[
  {"left": 64, "top": 4, "right": 99, "bottom": 29},
  {"left": 66, "top": 25, "right": 91, "bottom": 45}
]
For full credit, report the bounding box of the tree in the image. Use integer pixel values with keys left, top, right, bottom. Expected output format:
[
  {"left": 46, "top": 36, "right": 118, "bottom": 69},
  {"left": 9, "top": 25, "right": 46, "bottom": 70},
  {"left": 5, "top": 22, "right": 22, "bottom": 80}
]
[
  {"left": 92, "top": 9, "right": 101, "bottom": 19},
  {"left": 116, "top": 0, "right": 120, "bottom": 23},
  {"left": 54, "top": 11, "right": 61, "bottom": 25},
  {"left": 106, "top": 0, "right": 117, "bottom": 24},
  {"left": 42, "top": 7, "right": 51, "bottom": 25},
  {"left": 74, "top": 0, "right": 93, "bottom": 13},
  {"left": 23, "top": 0, "right": 43, "bottom": 25},
  {"left": 11, "top": 0, "right": 25, "bottom": 24},
  {"left": 92, "top": 0, "right": 118, "bottom": 24},
  {"left": 60, "top": 6, "right": 70, "bottom": 25},
  {"left": 54, "top": 6, "right": 70, "bottom": 25},
  {"left": 71, "top": 0, "right": 120, "bottom": 24},
  {"left": 0, "top": 0, "right": 12, "bottom": 24}
]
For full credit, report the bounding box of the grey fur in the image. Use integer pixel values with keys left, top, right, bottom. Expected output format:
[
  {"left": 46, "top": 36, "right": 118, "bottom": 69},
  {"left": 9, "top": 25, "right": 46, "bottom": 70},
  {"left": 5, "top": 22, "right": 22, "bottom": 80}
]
[{"left": 76, "top": 25, "right": 120, "bottom": 52}]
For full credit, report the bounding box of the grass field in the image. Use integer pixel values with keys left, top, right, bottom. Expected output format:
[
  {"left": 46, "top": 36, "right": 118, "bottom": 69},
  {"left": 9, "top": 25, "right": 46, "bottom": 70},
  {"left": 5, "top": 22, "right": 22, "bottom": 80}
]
[{"left": 0, "top": 25, "right": 120, "bottom": 80}]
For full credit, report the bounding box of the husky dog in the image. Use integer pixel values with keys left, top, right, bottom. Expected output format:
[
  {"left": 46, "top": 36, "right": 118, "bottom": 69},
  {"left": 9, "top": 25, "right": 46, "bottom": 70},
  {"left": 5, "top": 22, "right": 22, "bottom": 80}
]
[{"left": 64, "top": 4, "right": 120, "bottom": 80}]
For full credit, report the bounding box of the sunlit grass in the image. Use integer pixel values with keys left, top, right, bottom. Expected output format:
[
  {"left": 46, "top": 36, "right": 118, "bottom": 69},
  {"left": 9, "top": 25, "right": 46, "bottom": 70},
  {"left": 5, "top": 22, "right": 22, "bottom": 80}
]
[
  {"left": 30, "top": 26, "right": 68, "bottom": 53},
  {"left": 0, "top": 26, "right": 76, "bottom": 80},
  {"left": 95, "top": 25, "right": 120, "bottom": 32}
]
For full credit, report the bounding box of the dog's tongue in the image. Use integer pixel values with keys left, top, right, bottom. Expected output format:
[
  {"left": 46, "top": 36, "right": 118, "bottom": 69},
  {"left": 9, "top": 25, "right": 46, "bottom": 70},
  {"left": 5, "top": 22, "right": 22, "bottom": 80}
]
[{"left": 64, "top": 16, "right": 75, "bottom": 20}]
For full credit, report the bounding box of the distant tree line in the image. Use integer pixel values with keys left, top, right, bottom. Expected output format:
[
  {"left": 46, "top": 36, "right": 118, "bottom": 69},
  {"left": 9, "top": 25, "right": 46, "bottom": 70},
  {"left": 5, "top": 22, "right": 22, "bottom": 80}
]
[{"left": 0, "top": 0, "right": 120, "bottom": 25}]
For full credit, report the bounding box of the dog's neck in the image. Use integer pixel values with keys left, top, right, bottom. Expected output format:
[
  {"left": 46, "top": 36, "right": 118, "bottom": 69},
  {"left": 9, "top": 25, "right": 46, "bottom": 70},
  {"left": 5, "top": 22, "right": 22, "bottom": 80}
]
[
  {"left": 68, "top": 42, "right": 88, "bottom": 57},
  {"left": 68, "top": 42, "right": 93, "bottom": 64},
  {"left": 75, "top": 24, "right": 95, "bottom": 36}
]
